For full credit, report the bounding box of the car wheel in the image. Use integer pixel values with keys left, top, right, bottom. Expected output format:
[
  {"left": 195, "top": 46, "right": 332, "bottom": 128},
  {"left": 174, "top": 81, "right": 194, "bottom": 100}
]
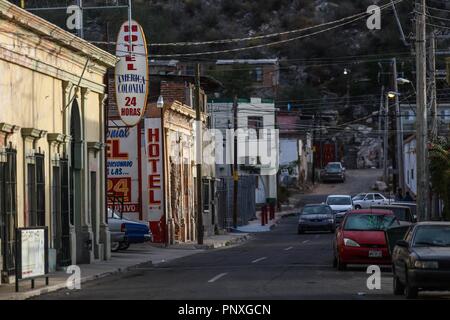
[
  {"left": 298, "top": 229, "right": 304, "bottom": 235},
  {"left": 393, "top": 275, "right": 405, "bottom": 296},
  {"left": 405, "top": 284, "right": 418, "bottom": 299},
  {"left": 337, "top": 255, "right": 346, "bottom": 271},
  {"left": 404, "top": 271, "right": 418, "bottom": 299},
  {"left": 111, "top": 242, "right": 120, "bottom": 252},
  {"left": 355, "top": 205, "right": 362, "bottom": 210},
  {"left": 119, "top": 241, "right": 130, "bottom": 250}
]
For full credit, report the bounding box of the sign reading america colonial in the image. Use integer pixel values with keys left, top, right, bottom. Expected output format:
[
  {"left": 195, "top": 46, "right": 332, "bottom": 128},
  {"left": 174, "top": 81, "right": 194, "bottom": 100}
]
[{"left": 115, "top": 20, "right": 148, "bottom": 127}]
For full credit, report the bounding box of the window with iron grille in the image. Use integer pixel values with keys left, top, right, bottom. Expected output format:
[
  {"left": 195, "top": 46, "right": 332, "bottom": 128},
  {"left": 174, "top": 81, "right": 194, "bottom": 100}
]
[
  {"left": 27, "top": 153, "right": 45, "bottom": 227},
  {"left": 202, "top": 179, "right": 210, "bottom": 213},
  {"left": 26, "top": 162, "right": 36, "bottom": 226},
  {"left": 36, "top": 154, "right": 45, "bottom": 226},
  {"left": 59, "top": 158, "right": 71, "bottom": 266},
  {"left": 52, "top": 166, "right": 61, "bottom": 250}
]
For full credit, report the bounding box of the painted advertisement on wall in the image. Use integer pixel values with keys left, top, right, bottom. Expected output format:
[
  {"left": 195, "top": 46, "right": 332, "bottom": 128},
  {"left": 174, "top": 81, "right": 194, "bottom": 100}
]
[
  {"left": 106, "top": 121, "right": 141, "bottom": 220},
  {"left": 144, "top": 118, "right": 165, "bottom": 243}
]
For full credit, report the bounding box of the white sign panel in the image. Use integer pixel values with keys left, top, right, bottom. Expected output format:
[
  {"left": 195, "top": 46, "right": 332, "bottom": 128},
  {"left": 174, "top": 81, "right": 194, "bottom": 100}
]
[
  {"left": 20, "top": 229, "right": 46, "bottom": 279},
  {"left": 144, "top": 118, "right": 164, "bottom": 220},
  {"left": 106, "top": 122, "right": 141, "bottom": 218},
  {"left": 115, "top": 20, "right": 149, "bottom": 127}
]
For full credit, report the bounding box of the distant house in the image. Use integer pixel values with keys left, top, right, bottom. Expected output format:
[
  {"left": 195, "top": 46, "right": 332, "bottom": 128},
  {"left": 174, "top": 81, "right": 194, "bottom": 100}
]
[
  {"left": 209, "top": 97, "right": 278, "bottom": 206},
  {"left": 149, "top": 59, "right": 280, "bottom": 99},
  {"left": 214, "top": 59, "right": 280, "bottom": 99},
  {"left": 400, "top": 103, "right": 450, "bottom": 137},
  {"left": 277, "top": 112, "right": 313, "bottom": 187}
]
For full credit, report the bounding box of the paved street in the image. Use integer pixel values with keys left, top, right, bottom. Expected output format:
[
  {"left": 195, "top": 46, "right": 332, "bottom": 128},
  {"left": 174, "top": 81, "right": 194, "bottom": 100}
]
[{"left": 34, "top": 170, "right": 447, "bottom": 300}]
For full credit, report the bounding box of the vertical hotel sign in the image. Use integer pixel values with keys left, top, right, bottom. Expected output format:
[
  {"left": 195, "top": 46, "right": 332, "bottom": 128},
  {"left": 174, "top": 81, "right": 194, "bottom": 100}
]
[
  {"left": 115, "top": 20, "right": 148, "bottom": 127},
  {"left": 144, "top": 118, "right": 165, "bottom": 243}
]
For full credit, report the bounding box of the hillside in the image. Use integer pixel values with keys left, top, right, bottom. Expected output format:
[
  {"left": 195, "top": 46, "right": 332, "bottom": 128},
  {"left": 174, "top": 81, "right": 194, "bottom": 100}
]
[{"left": 12, "top": 0, "right": 447, "bottom": 121}]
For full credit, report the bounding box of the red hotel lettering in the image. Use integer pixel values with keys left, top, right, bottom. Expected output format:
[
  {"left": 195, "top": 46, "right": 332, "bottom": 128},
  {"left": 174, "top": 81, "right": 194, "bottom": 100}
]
[
  {"left": 106, "top": 139, "right": 128, "bottom": 159},
  {"left": 147, "top": 127, "right": 162, "bottom": 206},
  {"left": 148, "top": 159, "right": 159, "bottom": 173},
  {"left": 148, "top": 175, "right": 161, "bottom": 188},
  {"left": 147, "top": 128, "right": 159, "bottom": 143},
  {"left": 123, "top": 24, "right": 138, "bottom": 70}
]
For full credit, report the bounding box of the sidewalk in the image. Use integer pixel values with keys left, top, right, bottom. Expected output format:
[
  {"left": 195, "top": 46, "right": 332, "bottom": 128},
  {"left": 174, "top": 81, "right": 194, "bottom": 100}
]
[
  {"left": 233, "top": 207, "right": 298, "bottom": 233},
  {"left": 0, "top": 232, "right": 249, "bottom": 300}
]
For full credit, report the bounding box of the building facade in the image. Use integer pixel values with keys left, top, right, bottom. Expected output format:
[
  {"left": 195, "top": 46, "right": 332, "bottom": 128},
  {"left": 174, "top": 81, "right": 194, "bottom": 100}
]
[
  {"left": 0, "top": 0, "right": 117, "bottom": 284},
  {"left": 107, "top": 74, "right": 220, "bottom": 244},
  {"left": 210, "top": 98, "right": 279, "bottom": 206}
]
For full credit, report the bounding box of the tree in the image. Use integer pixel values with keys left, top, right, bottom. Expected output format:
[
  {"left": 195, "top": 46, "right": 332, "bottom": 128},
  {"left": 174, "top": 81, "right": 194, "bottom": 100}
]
[{"left": 429, "top": 138, "right": 450, "bottom": 221}]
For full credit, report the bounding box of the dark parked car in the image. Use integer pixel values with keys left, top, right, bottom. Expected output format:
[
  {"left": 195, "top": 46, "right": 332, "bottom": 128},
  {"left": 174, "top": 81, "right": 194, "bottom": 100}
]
[
  {"left": 320, "top": 162, "right": 346, "bottom": 183},
  {"left": 298, "top": 204, "right": 335, "bottom": 234},
  {"left": 108, "top": 208, "right": 152, "bottom": 250},
  {"left": 391, "top": 202, "right": 417, "bottom": 221},
  {"left": 390, "top": 222, "right": 450, "bottom": 299},
  {"left": 371, "top": 205, "right": 415, "bottom": 224}
]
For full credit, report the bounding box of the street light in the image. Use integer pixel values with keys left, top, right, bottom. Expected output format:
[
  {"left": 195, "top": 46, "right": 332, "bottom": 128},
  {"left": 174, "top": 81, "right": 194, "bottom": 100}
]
[
  {"left": 157, "top": 94, "right": 167, "bottom": 244},
  {"left": 157, "top": 95, "right": 164, "bottom": 109},
  {"left": 397, "top": 77, "right": 411, "bottom": 85},
  {"left": 383, "top": 91, "right": 400, "bottom": 183}
]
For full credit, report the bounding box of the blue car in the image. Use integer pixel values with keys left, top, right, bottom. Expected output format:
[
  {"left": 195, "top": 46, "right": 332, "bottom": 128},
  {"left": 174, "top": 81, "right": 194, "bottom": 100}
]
[{"left": 108, "top": 209, "right": 152, "bottom": 250}]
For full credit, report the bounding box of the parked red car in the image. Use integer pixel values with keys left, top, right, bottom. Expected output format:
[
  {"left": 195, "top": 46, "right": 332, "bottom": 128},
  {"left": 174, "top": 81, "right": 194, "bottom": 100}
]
[{"left": 333, "top": 209, "right": 400, "bottom": 270}]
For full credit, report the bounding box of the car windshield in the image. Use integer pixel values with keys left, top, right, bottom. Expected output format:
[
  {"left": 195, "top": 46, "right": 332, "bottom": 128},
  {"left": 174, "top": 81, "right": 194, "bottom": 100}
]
[
  {"left": 413, "top": 225, "right": 450, "bottom": 247},
  {"left": 327, "top": 197, "right": 351, "bottom": 205},
  {"left": 326, "top": 164, "right": 341, "bottom": 173},
  {"left": 302, "top": 206, "right": 332, "bottom": 215},
  {"left": 344, "top": 214, "right": 398, "bottom": 231},
  {"left": 353, "top": 193, "right": 366, "bottom": 201}
]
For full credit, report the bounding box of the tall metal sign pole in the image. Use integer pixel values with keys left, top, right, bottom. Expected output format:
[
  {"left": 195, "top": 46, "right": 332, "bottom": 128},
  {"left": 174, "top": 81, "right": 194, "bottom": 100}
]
[
  {"left": 416, "top": 0, "right": 429, "bottom": 221},
  {"left": 384, "top": 94, "right": 389, "bottom": 183},
  {"left": 232, "top": 95, "right": 238, "bottom": 229},
  {"left": 195, "top": 64, "right": 204, "bottom": 245}
]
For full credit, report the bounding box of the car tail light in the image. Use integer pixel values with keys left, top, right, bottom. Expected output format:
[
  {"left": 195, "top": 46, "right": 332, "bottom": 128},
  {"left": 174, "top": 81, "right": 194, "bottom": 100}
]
[{"left": 121, "top": 223, "right": 126, "bottom": 233}]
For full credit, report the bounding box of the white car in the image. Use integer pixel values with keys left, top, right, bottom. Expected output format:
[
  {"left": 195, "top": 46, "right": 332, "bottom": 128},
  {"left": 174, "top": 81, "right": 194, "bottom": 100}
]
[
  {"left": 352, "top": 193, "right": 393, "bottom": 209},
  {"left": 325, "top": 195, "right": 353, "bottom": 214},
  {"left": 325, "top": 195, "right": 353, "bottom": 225}
]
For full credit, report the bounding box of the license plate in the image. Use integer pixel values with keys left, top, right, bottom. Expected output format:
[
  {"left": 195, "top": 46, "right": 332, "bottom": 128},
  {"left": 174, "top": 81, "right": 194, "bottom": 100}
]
[{"left": 369, "top": 250, "right": 382, "bottom": 258}]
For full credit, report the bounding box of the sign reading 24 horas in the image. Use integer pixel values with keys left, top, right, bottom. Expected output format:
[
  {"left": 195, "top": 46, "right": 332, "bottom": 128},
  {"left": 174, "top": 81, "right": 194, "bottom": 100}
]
[{"left": 115, "top": 20, "right": 148, "bottom": 127}]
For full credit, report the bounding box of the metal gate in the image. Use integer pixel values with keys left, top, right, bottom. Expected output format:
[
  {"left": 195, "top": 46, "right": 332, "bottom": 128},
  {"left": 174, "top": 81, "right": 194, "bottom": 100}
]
[
  {"left": 0, "top": 148, "right": 17, "bottom": 279},
  {"left": 216, "top": 176, "right": 256, "bottom": 230}
]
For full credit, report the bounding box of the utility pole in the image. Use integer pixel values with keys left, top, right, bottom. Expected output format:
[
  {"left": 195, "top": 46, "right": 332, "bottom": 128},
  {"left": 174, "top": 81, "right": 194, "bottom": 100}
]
[
  {"left": 392, "top": 58, "right": 404, "bottom": 194},
  {"left": 232, "top": 95, "right": 238, "bottom": 229},
  {"left": 195, "top": 64, "right": 203, "bottom": 244},
  {"left": 311, "top": 114, "right": 316, "bottom": 185},
  {"left": 384, "top": 94, "right": 389, "bottom": 183},
  {"left": 379, "top": 85, "right": 385, "bottom": 170},
  {"left": 416, "top": 0, "right": 429, "bottom": 221},
  {"left": 319, "top": 113, "right": 323, "bottom": 168},
  {"left": 429, "top": 31, "right": 438, "bottom": 140}
]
